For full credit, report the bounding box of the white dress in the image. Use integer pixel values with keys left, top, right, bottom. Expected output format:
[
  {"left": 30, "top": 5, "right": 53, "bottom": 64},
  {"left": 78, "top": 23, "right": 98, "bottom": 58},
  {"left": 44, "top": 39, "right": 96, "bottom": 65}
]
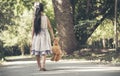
[{"left": 31, "top": 15, "right": 52, "bottom": 55}]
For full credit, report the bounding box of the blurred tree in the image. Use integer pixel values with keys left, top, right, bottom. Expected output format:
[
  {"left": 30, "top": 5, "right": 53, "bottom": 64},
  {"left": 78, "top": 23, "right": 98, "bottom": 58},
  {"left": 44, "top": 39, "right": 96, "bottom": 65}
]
[
  {"left": 52, "top": 0, "right": 79, "bottom": 54},
  {"left": 0, "top": 0, "right": 34, "bottom": 56},
  {"left": 73, "top": 0, "right": 120, "bottom": 46},
  {"left": 0, "top": 0, "right": 16, "bottom": 32},
  {"left": 0, "top": 0, "right": 55, "bottom": 56},
  {"left": 52, "top": 0, "right": 120, "bottom": 52},
  {"left": 87, "top": 19, "right": 114, "bottom": 48},
  {"left": 114, "top": 0, "right": 118, "bottom": 49}
]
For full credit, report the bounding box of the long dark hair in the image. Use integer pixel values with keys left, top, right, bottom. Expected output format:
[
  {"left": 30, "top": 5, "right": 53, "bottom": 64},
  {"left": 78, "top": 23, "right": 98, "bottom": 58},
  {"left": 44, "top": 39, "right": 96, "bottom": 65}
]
[{"left": 34, "top": 3, "right": 44, "bottom": 35}]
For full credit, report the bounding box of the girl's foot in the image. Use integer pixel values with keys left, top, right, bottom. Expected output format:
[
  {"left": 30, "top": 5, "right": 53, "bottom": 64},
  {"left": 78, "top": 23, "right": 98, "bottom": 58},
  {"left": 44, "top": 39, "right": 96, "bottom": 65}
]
[{"left": 40, "top": 68, "right": 47, "bottom": 71}]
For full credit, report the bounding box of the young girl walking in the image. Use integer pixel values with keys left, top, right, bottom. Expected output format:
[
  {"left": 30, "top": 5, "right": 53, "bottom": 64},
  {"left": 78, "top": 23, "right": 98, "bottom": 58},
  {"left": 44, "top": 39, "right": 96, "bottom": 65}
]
[{"left": 31, "top": 2, "right": 55, "bottom": 71}]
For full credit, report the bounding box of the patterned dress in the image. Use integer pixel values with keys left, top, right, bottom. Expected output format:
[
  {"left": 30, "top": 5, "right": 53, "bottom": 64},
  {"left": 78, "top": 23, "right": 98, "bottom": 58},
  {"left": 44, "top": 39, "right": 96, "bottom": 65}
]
[{"left": 31, "top": 15, "right": 52, "bottom": 55}]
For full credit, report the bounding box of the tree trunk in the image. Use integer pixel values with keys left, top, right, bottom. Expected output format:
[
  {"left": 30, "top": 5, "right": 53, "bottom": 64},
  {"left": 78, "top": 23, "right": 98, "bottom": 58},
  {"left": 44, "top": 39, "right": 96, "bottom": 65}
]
[
  {"left": 102, "top": 38, "right": 106, "bottom": 48},
  {"left": 20, "top": 44, "right": 24, "bottom": 56},
  {"left": 86, "top": 0, "right": 91, "bottom": 15},
  {"left": 114, "top": 0, "right": 118, "bottom": 49},
  {"left": 52, "top": 0, "right": 79, "bottom": 54}
]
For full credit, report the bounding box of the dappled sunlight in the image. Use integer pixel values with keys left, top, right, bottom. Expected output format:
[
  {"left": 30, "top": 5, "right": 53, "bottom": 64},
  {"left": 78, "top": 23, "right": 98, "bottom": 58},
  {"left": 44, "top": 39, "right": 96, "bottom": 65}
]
[
  {"left": 57, "top": 0, "right": 63, "bottom": 13},
  {"left": 4, "top": 65, "right": 28, "bottom": 69},
  {"left": 2, "top": 61, "right": 36, "bottom": 65},
  {"left": 1, "top": 59, "right": 120, "bottom": 76},
  {"left": 32, "top": 66, "right": 120, "bottom": 75},
  {"left": 57, "top": 66, "right": 120, "bottom": 71}
]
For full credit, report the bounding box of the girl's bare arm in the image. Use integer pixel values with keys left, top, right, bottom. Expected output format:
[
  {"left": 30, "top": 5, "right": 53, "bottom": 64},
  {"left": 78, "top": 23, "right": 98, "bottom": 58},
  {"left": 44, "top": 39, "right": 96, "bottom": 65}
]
[{"left": 47, "top": 17, "right": 55, "bottom": 41}]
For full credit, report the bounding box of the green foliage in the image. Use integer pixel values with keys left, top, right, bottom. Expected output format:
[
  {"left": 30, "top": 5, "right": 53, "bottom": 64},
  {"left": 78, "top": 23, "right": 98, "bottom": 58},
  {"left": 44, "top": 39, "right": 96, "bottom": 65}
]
[
  {"left": 0, "top": 0, "right": 55, "bottom": 56},
  {"left": 74, "top": 20, "right": 97, "bottom": 44},
  {"left": 89, "top": 19, "right": 114, "bottom": 40},
  {"left": 41, "top": 0, "right": 56, "bottom": 33},
  {"left": 21, "top": 0, "right": 34, "bottom": 10},
  {"left": 0, "top": 9, "right": 33, "bottom": 56},
  {"left": 0, "top": 0, "right": 16, "bottom": 31},
  {"left": 87, "top": 19, "right": 114, "bottom": 48},
  {"left": 73, "top": 0, "right": 120, "bottom": 47}
]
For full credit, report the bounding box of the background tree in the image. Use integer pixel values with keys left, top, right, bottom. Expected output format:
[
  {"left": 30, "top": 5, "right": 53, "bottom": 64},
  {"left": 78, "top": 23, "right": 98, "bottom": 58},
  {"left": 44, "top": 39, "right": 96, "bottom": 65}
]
[
  {"left": 114, "top": 0, "right": 118, "bottom": 49},
  {"left": 0, "top": 0, "right": 16, "bottom": 31},
  {"left": 52, "top": 0, "right": 79, "bottom": 54},
  {"left": 87, "top": 19, "right": 114, "bottom": 48},
  {"left": 73, "top": 0, "right": 120, "bottom": 46},
  {"left": 0, "top": 0, "right": 55, "bottom": 57},
  {"left": 1, "top": 0, "right": 120, "bottom": 61}
]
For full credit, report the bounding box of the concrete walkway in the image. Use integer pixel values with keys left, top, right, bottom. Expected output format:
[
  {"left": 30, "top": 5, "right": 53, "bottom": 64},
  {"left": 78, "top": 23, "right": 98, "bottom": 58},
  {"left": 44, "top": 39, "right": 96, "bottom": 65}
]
[{"left": 0, "top": 59, "right": 120, "bottom": 76}]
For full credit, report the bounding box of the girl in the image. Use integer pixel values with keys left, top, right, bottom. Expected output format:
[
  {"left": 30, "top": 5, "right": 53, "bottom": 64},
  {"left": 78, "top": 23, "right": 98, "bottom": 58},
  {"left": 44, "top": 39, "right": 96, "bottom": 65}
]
[{"left": 31, "top": 2, "right": 55, "bottom": 71}]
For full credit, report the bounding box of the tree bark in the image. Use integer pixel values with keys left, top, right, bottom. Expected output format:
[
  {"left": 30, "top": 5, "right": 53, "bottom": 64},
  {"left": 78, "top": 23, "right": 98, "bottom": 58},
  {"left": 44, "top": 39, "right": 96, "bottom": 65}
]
[
  {"left": 114, "top": 0, "right": 118, "bottom": 49},
  {"left": 102, "top": 38, "right": 106, "bottom": 48},
  {"left": 20, "top": 44, "right": 24, "bottom": 56},
  {"left": 52, "top": 0, "right": 79, "bottom": 54}
]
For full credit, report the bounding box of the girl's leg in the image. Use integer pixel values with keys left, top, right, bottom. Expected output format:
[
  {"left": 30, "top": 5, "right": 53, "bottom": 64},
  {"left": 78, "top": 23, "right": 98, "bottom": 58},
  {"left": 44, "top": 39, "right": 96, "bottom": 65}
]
[
  {"left": 42, "top": 54, "right": 46, "bottom": 68},
  {"left": 36, "top": 55, "right": 41, "bottom": 69},
  {"left": 41, "top": 54, "right": 47, "bottom": 71}
]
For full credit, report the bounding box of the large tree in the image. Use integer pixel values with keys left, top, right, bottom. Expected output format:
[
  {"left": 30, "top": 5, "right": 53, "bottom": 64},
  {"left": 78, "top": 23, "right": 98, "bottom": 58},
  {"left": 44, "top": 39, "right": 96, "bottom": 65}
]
[{"left": 52, "top": 0, "right": 79, "bottom": 54}]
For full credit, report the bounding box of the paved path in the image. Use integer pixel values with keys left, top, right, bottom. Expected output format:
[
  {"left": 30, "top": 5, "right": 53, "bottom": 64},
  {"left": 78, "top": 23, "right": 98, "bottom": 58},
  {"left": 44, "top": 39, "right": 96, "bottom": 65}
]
[{"left": 0, "top": 59, "right": 120, "bottom": 76}]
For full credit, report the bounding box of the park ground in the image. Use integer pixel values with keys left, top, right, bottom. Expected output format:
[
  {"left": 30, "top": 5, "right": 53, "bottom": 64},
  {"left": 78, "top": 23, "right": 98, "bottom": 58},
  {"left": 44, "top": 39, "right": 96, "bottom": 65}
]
[{"left": 0, "top": 56, "right": 120, "bottom": 76}]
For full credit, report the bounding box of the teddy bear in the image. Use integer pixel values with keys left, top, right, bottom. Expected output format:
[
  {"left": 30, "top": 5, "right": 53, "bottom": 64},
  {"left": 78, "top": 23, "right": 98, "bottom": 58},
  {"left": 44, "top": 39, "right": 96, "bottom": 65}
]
[{"left": 51, "top": 37, "right": 62, "bottom": 61}]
